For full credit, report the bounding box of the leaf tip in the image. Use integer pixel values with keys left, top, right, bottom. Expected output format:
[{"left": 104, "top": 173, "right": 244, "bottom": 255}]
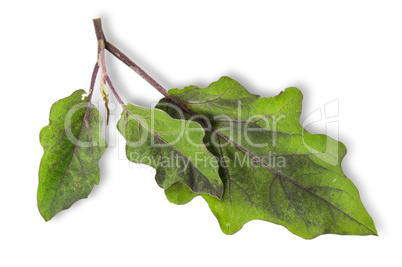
[
  {"left": 38, "top": 208, "right": 53, "bottom": 222},
  {"left": 371, "top": 226, "right": 379, "bottom": 237}
]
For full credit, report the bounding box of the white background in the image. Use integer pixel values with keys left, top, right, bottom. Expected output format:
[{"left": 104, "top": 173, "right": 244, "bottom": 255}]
[{"left": 1, "top": 0, "right": 401, "bottom": 266}]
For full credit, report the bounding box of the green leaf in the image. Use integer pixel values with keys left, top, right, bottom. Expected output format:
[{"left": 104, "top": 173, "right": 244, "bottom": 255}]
[
  {"left": 117, "top": 103, "right": 223, "bottom": 198},
  {"left": 158, "top": 76, "right": 377, "bottom": 239},
  {"left": 38, "top": 90, "right": 107, "bottom": 221}
]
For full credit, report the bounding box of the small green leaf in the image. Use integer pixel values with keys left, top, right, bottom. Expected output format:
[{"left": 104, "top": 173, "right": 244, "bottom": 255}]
[
  {"left": 38, "top": 90, "right": 107, "bottom": 221},
  {"left": 100, "top": 75, "right": 110, "bottom": 125},
  {"left": 117, "top": 103, "right": 223, "bottom": 198},
  {"left": 158, "top": 76, "right": 377, "bottom": 239}
]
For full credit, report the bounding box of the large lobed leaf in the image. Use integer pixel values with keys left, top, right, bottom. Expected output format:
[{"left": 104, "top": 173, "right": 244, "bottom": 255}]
[
  {"left": 38, "top": 90, "right": 107, "bottom": 221},
  {"left": 117, "top": 104, "right": 223, "bottom": 198},
  {"left": 157, "top": 76, "right": 377, "bottom": 239}
]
